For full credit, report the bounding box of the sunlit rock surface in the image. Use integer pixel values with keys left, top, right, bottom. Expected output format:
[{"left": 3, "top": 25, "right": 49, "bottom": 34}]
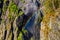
[
  {"left": 40, "top": 13, "right": 60, "bottom": 40},
  {"left": 40, "top": 0, "right": 60, "bottom": 40}
]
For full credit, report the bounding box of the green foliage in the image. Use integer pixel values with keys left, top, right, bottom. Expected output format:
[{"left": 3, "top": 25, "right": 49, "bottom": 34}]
[
  {"left": 9, "top": 1, "right": 18, "bottom": 13},
  {"left": 22, "top": 29, "right": 28, "bottom": 34},
  {"left": 17, "top": 29, "right": 28, "bottom": 40},
  {"left": 7, "top": 1, "right": 18, "bottom": 21},
  {"left": 18, "top": 32, "right": 23, "bottom": 40},
  {"left": 18, "top": 11, "right": 24, "bottom": 16},
  {"left": 8, "top": 1, "right": 24, "bottom": 21}
]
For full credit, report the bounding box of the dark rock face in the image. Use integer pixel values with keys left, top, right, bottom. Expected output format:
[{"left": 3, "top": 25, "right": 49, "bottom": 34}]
[
  {"left": 16, "top": 16, "right": 23, "bottom": 31},
  {"left": 0, "top": 0, "right": 3, "bottom": 24}
]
